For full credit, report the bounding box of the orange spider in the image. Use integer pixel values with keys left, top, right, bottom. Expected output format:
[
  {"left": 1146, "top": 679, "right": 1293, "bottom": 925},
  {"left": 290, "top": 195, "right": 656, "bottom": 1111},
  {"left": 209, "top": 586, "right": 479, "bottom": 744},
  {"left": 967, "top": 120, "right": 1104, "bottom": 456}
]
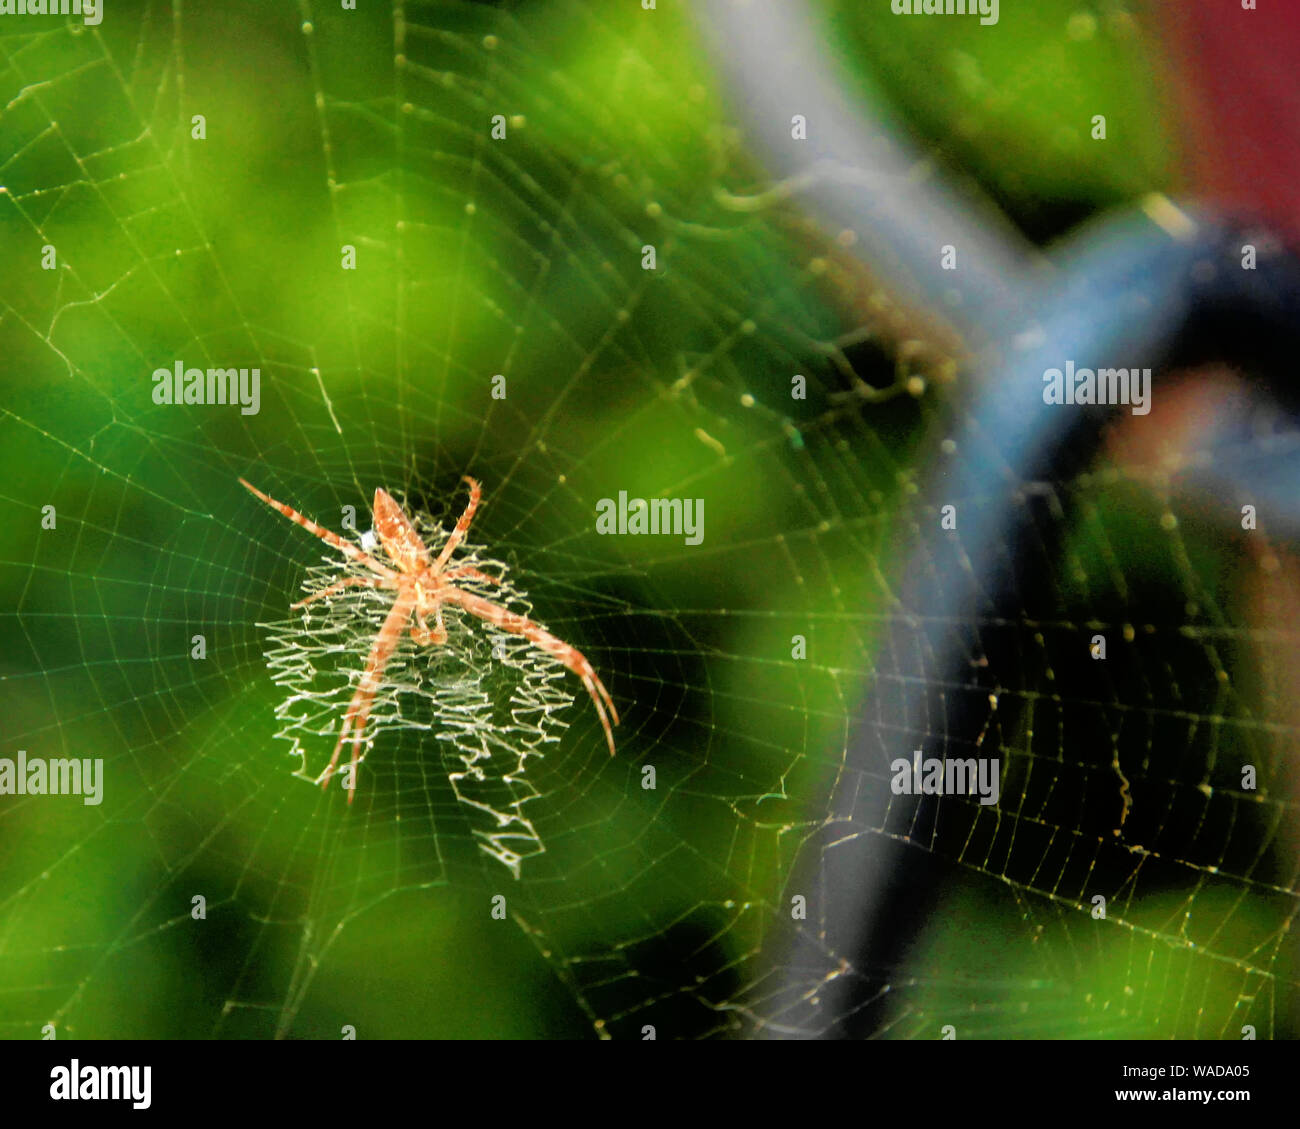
[{"left": 241, "top": 475, "right": 619, "bottom": 802}]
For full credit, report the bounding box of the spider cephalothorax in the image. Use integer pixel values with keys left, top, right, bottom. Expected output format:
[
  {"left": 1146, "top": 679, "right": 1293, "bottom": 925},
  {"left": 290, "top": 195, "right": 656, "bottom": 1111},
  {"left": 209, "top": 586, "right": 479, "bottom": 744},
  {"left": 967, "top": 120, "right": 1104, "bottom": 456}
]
[{"left": 241, "top": 476, "right": 619, "bottom": 801}]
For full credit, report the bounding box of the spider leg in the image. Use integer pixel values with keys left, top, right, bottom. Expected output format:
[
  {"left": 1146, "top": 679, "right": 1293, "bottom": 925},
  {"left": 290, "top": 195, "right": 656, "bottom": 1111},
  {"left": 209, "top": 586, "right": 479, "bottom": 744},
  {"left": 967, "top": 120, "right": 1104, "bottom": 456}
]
[
  {"left": 292, "top": 574, "right": 395, "bottom": 610},
  {"left": 446, "top": 588, "right": 620, "bottom": 755},
  {"left": 240, "top": 478, "right": 397, "bottom": 579},
  {"left": 431, "top": 476, "right": 482, "bottom": 573},
  {"left": 441, "top": 564, "right": 500, "bottom": 586},
  {"left": 318, "top": 586, "right": 418, "bottom": 802}
]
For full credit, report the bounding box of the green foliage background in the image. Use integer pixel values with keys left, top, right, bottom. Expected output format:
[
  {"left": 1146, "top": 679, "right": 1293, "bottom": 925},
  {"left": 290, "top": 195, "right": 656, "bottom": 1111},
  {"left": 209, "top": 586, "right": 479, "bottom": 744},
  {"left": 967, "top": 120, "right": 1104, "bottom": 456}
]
[{"left": 0, "top": 0, "right": 1291, "bottom": 1040}]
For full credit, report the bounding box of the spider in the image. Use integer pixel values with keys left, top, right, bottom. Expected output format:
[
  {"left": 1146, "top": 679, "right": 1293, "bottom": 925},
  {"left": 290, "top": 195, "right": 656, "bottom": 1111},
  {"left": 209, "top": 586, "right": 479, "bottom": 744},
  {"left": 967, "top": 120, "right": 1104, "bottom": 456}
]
[{"left": 241, "top": 475, "right": 619, "bottom": 802}]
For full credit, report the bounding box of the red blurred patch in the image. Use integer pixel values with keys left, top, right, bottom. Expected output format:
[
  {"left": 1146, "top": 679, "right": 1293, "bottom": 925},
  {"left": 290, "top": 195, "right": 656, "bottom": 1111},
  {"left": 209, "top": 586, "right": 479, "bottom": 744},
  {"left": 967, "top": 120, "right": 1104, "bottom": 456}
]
[
  {"left": 1100, "top": 364, "right": 1243, "bottom": 473},
  {"left": 1160, "top": 0, "right": 1300, "bottom": 240}
]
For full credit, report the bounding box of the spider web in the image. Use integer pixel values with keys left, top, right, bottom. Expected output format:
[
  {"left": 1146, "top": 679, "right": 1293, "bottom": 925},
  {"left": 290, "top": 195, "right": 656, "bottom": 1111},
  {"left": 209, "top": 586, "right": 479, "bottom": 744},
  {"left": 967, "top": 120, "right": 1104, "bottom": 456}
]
[
  {"left": 259, "top": 502, "right": 579, "bottom": 879},
  {"left": 0, "top": 0, "right": 1297, "bottom": 1041}
]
